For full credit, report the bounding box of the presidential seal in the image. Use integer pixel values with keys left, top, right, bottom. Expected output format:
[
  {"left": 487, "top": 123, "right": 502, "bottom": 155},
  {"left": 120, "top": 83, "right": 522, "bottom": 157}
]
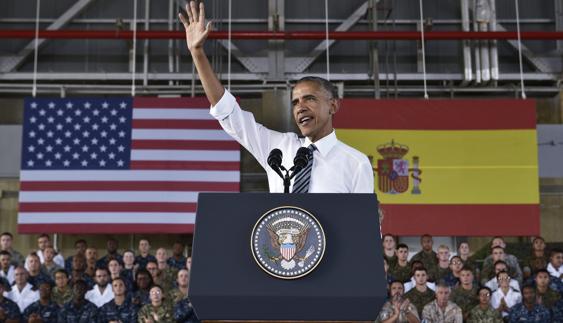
[{"left": 251, "top": 206, "right": 326, "bottom": 280}]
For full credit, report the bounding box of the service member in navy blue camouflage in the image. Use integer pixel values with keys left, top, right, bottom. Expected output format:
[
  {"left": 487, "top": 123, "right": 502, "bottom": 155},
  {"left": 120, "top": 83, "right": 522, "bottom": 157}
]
[
  {"left": 174, "top": 297, "right": 200, "bottom": 323},
  {"left": 96, "top": 238, "right": 123, "bottom": 269},
  {"left": 0, "top": 280, "right": 21, "bottom": 323},
  {"left": 22, "top": 281, "right": 60, "bottom": 323},
  {"left": 99, "top": 277, "right": 139, "bottom": 323},
  {"left": 27, "top": 253, "right": 54, "bottom": 289},
  {"left": 167, "top": 242, "right": 187, "bottom": 270},
  {"left": 57, "top": 280, "right": 99, "bottom": 323},
  {"left": 135, "top": 239, "right": 156, "bottom": 270},
  {"left": 131, "top": 269, "right": 153, "bottom": 306},
  {"left": 508, "top": 285, "right": 551, "bottom": 323}
]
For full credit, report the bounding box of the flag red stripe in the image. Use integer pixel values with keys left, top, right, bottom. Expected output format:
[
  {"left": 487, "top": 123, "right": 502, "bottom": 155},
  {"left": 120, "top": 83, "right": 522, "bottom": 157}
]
[
  {"left": 130, "top": 160, "right": 241, "bottom": 171},
  {"left": 380, "top": 204, "right": 540, "bottom": 236},
  {"left": 18, "top": 223, "right": 194, "bottom": 234},
  {"left": 131, "top": 140, "right": 240, "bottom": 150},
  {"left": 20, "top": 181, "right": 238, "bottom": 191},
  {"left": 336, "top": 99, "right": 536, "bottom": 130},
  {"left": 134, "top": 97, "right": 209, "bottom": 109},
  {"left": 132, "top": 119, "right": 222, "bottom": 129},
  {"left": 19, "top": 202, "right": 197, "bottom": 212}
]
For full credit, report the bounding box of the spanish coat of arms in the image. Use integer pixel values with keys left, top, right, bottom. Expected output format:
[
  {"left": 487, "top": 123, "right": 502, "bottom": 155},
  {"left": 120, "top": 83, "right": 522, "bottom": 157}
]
[{"left": 371, "top": 140, "right": 422, "bottom": 195}]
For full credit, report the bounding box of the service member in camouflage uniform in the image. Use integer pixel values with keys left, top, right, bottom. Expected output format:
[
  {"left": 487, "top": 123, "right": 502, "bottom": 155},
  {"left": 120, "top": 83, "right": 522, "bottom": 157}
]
[
  {"left": 410, "top": 234, "right": 438, "bottom": 282},
  {"left": 507, "top": 285, "right": 551, "bottom": 323},
  {"left": 168, "top": 269, "right": 190, "bottom": 303},
  {"left": 535, "top": 269, "right": 561, "bottom": 309},
  {"left": 174, "top": 297, "right": 200, "bottom": 323},
  {"left": 389, "top": 243, "right": 412, "bottom": 283},
  {"left": 467, "top": 286, "right": 503, "bottom": 323},
  {"left": 138, "top": 285, "right": 175, "bottom": 323},
  {"left": 382, "top": 234, "right": 398, "bottom": 268},
  {"left": 58, "top": 280, "right": 99, "bottom": 323},
  {"left": 481, "top": 238, "right": 523, "bottom": 285},
  {"left": 23, "top": 281, "right": 60, "bottom": 323},
  {"left": 526, "top": 237, "right": 548, "bottom": 274},
  {"left": 422, "top": 284, "right": 462, "bottom": 323},
  {"left": 0, "top": 232, "right": 24, "bottom": 267},
  {"left": 100, "top": 277, "right": 139, "bottom": 323},
  {"left": 449, "top": 266, "right": 479, "bottom": 320},
  {"left": 375, "top": 281, "right": 420, "bottom": 323},
  {"left": 0, "top": 279, "right": 21, "bottom": 323},
  {"left": 405, "top": 267, "right": 435, "bottom": 317},
  {"left": 436, "top": 245, "right": 452, "bottom": 283},
  {"left": 167, "top": 242, "right": 188, "bottom": 270},
  {"left": 52, "top": 269, "right": 73, "bottom": 307}
]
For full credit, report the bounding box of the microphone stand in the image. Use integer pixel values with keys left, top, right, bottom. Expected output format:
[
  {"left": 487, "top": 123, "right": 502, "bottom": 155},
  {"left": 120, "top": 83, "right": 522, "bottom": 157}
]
[{"left": 278, "top": 165, "right": 300, "bottom": 193}]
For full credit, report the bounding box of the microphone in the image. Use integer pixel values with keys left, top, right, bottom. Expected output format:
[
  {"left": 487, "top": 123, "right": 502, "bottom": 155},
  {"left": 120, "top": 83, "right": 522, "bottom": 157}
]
[
  {"left": 267, "top": 149, "right": 284, "bottom": 179},
  {"left": 292, "top": 147, "right": 310, "bottom": 176}
]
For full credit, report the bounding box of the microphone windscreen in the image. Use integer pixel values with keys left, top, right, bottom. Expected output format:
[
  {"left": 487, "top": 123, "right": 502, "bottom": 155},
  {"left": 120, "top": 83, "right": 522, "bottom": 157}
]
[
  {"left": 267, "top": 149, "right": 283, "bottom": 168},
  {"left": 293, "top": 147, "right": 309, "bottom": 171}
]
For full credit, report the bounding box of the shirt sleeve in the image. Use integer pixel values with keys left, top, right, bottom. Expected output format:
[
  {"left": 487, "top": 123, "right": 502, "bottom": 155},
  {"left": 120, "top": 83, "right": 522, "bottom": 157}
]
[{"left": 351, "top": 155, "right": 375, "bottom": 193}]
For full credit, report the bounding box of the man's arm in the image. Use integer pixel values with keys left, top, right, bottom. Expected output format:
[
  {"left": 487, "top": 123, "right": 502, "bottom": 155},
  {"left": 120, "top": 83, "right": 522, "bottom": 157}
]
[{"left": 179, "top": 1, "right": 224, "bottom": 106}]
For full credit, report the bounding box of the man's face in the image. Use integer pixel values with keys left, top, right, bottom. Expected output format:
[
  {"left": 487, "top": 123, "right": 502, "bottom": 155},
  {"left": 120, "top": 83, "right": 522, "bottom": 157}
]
[
  {"left": 436, "top": 287, "right": 450, "bottom": 305},
  {"left": 107, "top": 240, "right": 118, "bottom": 253},
  {"left": 139, "top": 240, "right": 150, "bottom": 254},
  {"left": 39, "top": 283, "right": 51, "bottom": 299},
  {"left": 55, "top": 272, "right": 68, "bottom": 289},
  {"left": 95, "top": 269, "right": 109, "bottom": 287},
  {"left": 37, "top": 237, "right": 49, "bottom": 251},
  {"left": 449, "top": 258, "right": 463, "bottom": 272},
  {"left": 478, "top": 289, "right": 491, "bottom": 305},
  {"left": 497, "top": 272, "right": 510, "bottom": 287},
  {"left": 186, "top": 257, "right": 192, "bottom": 270},
  {"left": 177, "top": 269, "right": 189, "bottom": 287},
  {"left": 458, "top": 243, "right": 470, "bottom": 256},
  {"left": 421, "top": 236, "right": 433, "bottom": 251},
  {"left": 123, "top": 252, "right": 135, "bottom": 266},
  {"left": 533, "top": 238, "right": 545, "bottom": 251},
  {"left": 73, "top": 283, "right": 87, "bottom": 300},
  {"left": 460, "top": 270, "right": 473, "bottom": 286},
  {"left": 291, "top": 81, "right": 336, "bottom": 142},
  {"left": 522, "top": 287, "right": 536, "bottom": 304},
  {"left": 414, "top": 270, "right": 427, "bottom": 286},
  {"left": 495, "top": 264, "right": 508, "bottom": 274},
  {"left": 0, "top": 255, "right": 10, "bottom": 269},
  {"left": 136, "top": 273, "right": 150, "bottom": 289},
  {"left": 535, "top": 272, "right": 550, "bottom": 288},
  {"left": 149, "top": 286, "right": 163, "bottom": 304},
  {"left": 72, "top": 255, "right": 85, "bottom": 271},
  {"left": 438, "top": 248, "right": 450, "bottom": 262},
  {"left": 492, "top": 248, "right": 505, "bottom": 261},
  {"left": 172, "top": 243, "right": 184, "bottom": 256},
  {"left": 14, "top": 268, "right": 28, "bottom": 285},
  {"left": 44, "top": 247, "right": 55, "bottom": 261},
  {"left": 383, "top": 236, "right": 395, "bottom": 250},
  {"left": 397, "top": 248, "right": 408, "bottom": 261},
  {"left": 156, "top": 248, "right": 168, "bottom": 263},
  {"left": 491, "top": 238, "right": 505, "bottom": 249},
  {"left": 28, "top": 256, "right": 41, "bottom": 271},
  {"left": 85, "top": 248, "right": 97, "bottom": 261},
  {"left": 551, "top": 252, "right": 563, "bottom": 267},
  {"left": 0, "top": 235, "right": 12, "bottom": 250},
  {"left": 108, "top": 260, "right": 121, "bottom": 275},
  {"left": 146, "top": 263, "right": 158, "bottom": 278},
  {"left": 112, "top": 279, "right": 126, "bottom": 296},
  {"left": 75, "top": 241, "right": 87, "bottom": 254},
  {"left": 389, "top": 282, "right": 404, "bottom": 298}
]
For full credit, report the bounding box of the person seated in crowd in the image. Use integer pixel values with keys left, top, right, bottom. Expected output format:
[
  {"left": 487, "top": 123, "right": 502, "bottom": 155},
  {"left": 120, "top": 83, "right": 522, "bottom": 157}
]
[
  {"left": 167, "top": 242, "right": 187, "bottom": 270},
  {"left": 410, "top": 234, "right": 438, "bottom": 282},
  {"left": 467, "top": 286, "right": 503, "bottom": 323},
  {"left": 484, "top": 260, "right": 520, "bottom": 292},
  {"left": 547, "top": 248, "right": 562, "bottom": 281},
  {"left": 507, "top": 285, "right": 551, "bottom": 323},
  {"left": 84, "top": 248, "right": 98, "bottom": 278},
  {"left": 58, "top": 279, "right": 99, "bottom": 322},
  {"left": 138, "top": 285, "right": 174, "bottom": 323},
  {"left": 442, "top": 256, "right": 462, "bottom": 288},
  {"left": 131, "top": 269, "right": 153, "bottom": 306},
  {"left": 64, "top": 239, "right": 87, "bottom": 273},
  {"left": 22, "top": 281, "right": 59, "bottom": 323},
  {"left": 375, "top": 280, "right": 420, "bottom": 323},
  {"left": 122, "top": 250, "right": 137, "bottom": 283},
  {"left": 186, "top": 257, "right": 192, "bottom": 272},
  {"left": 449, "top": 266, "right": 478, "bottom": 321},
  {"left": 405, "top": 267, "right": 435, "bottom": 317},
  {"left": 389, "top": 243, "right": 411, "bottom": 284},
  {"left": 135, "top": 239, "right": 157, "bottom": 270},
  {"left": 5, "top": 266, "right": 39, "bottom": 313},
  {"left": 481, "top": 237, "right": 523, "bottom": 285},
  {"left": 0, "top": 279, "right": 20, "bottom": 323},
  {"left": 51, "top": 269, "right": 72, "bottom": 307},
  {"left": 457, "top": 242, "right": 477, "bottom": 274},
  {"left": 0, "top": 250, "right": 15, "bottom": 285},
  {"left": 403, "top": 261, "right": 435, "bottom": 293},
  {"left": 421, "top": 284, "right": 462, "bottom": 323},
  {"left": 436, "top": 245, "right": 452, "bottom": 282},
  {"left": 0, "top": 232, "right": 24, "bottom": 267},
  {"left": 69, "top": 253, "right": 94, "bottom": 289},
  {"left": 35, "top": 234, "right": 65, "bottom": 269},
  {"left": 382, "top": 234, "right": 398, "bottom": 268},
  {"left": 97, "top": 238, "right": 123, "bottom": 269},
  {"left": 155, "top": 248, "right": 178, "bottom": 291},
  {"left": 99, "top": 277, "right": 139, "bottom": 323},
  {"left": 490, "top": 270, "right": 521, "bottom": 318},
  {"left": 174, "top": 297, "right": 200, "bottom": 323},
  {"left": 41, "top": 246, "right": 63, "bottom": 280},
  {"left": 85, "top": 267, "right": 115, "bottom": 308},
  {"left": 108, "top": 258, "right": 133, "bottom": 292},
  {"left": 526, "top": 236, "right": 548, "bottom": 275},
  {"left": 384, "top": 258, "right": 395, "bottom": 285},
  {"left": 26, "top": 253, "right": 53, "bottom": 289},
  {"left": 169, "top": 269, "right": 190, "bottom": 303},
  {"left": 534, "top": 268, "right": 560, "bottom": 309}
]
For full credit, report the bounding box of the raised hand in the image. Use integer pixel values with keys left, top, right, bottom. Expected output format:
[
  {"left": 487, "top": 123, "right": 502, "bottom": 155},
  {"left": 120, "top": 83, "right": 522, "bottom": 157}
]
[{"left": 178, "top": 1, "right": 212, "bottom": 52}]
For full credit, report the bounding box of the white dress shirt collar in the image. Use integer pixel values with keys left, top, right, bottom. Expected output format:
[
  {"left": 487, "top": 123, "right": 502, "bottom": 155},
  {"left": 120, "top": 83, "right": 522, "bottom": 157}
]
[{"left": 303, "top": 130, "right": 337, "bottom": 157}]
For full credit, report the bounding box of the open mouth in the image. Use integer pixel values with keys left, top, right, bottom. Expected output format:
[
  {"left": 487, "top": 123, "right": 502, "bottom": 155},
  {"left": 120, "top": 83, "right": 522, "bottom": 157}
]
[{"left": 298, "top": 116, "right": 312, "bottom": 125}]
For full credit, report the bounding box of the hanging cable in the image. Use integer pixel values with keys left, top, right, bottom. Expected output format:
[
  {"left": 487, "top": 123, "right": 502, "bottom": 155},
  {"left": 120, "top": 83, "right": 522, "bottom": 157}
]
[
  {"left": 227, "top": 0, "right": 232, "bottom": 91},
  {"left": 419, "top": 0, "right": 428, "bottom": 99},
  {"left": 32, "top": 0, "right": 41, "bottom": 97},
  {"left": 325, "top": 0, "right": 330, "bottom": 81},
  {"left": 131, "top": 0, "right": 138, "bottom": 97},
  {"left": 515, "top": 0, "right": 526, "bottom": 99}
]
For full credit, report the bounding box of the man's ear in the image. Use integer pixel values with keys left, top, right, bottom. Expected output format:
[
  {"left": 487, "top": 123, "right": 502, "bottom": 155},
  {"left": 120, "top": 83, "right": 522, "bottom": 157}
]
[{"left": 330, "top": 98, "right": 340, "bottom": 115}]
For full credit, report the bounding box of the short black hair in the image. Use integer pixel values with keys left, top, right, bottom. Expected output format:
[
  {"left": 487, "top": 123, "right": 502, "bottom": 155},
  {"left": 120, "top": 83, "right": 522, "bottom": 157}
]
[
  {"left": 54, "top": 269, "right": 68, "bottom": 277},
  {"left": 0, "top": 232, "right": 13, "bottom": 238},
  {"left": 493, "top": 260, "right": 507, "bottom": 268},
  {"left": 534, "top": 268, "right": 550, "bottom": 277},
  {"left": 294, "top": 76, "right": 338, "bottom": 99},
  {"left": 397, "top": 243, "right": 409, "bottom": 250},
  {"left": 550, "top": 248, "right": 563, "bottom": 257},
  {"left": 478, "top": 286, "right": 492, "bottom": 294},
  {"left": 0, "top": 250, "right": 11, "bottom": 257}
]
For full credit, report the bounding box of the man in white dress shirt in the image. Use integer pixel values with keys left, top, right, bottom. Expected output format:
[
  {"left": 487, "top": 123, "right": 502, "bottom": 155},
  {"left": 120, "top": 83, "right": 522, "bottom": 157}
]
[
  {"left": 490, "top": 270, "right": 521, "bottom": 318},
  {"left": 5, "top": 267, "right": 39, "bottom": 313},
  {"left": 85, "top": 267, "right": 114, "bottom": 308},
  {"left": 547, "top": 248, "right": 562, "bottom": 281},
  {"left": 179, "top": 2, "right": 374, "bottom": 193},
  {"left": 35, "top": 234, "right": 65, "bottom": 268},
  {"left": 484, "top": 260, "right": 520, "bottom": 292}
]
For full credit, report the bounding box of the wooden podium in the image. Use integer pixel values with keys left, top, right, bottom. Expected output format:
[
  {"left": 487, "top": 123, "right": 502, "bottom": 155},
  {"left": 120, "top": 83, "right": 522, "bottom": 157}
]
[{"left": 190, "top": 193, "right": 386, "bottom": 322}]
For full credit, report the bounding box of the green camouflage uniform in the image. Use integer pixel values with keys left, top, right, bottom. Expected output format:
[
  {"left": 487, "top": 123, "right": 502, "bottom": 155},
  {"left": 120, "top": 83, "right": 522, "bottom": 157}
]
[
  {"left": 167, "top": 288, "right": 188, "bottom": 303},
  {"left": 450, "top": 285, "right": 479, "bottom": 318},
  {"left": 411, "top": 250, "right": 438, "bottom": 282},
  {"left": 436, "top": 266, "right": 452, "bottom": 283},
  {"left": 51, "top": 286, "right": 73, "bottom": 307},
  {"left": 375, "top": 299, "right": 419, "bottom": 323},
  {"left": 389, "top": 262, "right": 412, "bottom": 283},
  {"left": 405, "top": 287, "right": 435, "bottom": 317},
  {"left": 467, "top": 304, "right": 503, "bottom": 323},
  {"left": 422, "top": 300, "right": 463, "bottom": 323},
  {"left": 137, "top": 303, "right": 175, "bottom": 323},
  {"left": 537, "top": 287, "right": 561, "bottom": 309}
]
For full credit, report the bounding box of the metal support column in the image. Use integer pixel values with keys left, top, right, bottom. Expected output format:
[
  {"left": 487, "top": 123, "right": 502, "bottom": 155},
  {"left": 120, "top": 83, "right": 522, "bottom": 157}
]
[
  {"left": 368, "top": 0, "right": 380, "bottom": 98},
  {"left": 267, "top": 0, "right": 285, "bottom": 80}
]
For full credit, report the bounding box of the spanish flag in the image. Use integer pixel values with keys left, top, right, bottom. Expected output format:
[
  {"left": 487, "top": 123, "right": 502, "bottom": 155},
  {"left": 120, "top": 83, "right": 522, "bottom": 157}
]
[{"left": 334, "top": 99, "right": 539, "bottom": 236}]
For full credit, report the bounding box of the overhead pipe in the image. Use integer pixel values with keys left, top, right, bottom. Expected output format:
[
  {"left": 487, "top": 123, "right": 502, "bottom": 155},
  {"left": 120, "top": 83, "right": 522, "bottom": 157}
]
[
  {"left": 476, "top": 0, "right": 491, "bottom": 83},
  {"left": 2, "top": 29, "right": 563, "bottom": 40},
  {"left": 460, "top": 0, "right": 473, "bottom": 84},
  {"left": 489, "top": 0, "right": 499, "bottom": 81},
  {"left": 472, "top": 0, "right": 482, "bottom": 84}
]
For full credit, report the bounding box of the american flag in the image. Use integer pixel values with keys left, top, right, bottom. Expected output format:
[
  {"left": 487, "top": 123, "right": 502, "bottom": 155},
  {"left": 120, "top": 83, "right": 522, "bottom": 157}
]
[{"left": 18, "top": 97, "right": 240, "bottom": 233}]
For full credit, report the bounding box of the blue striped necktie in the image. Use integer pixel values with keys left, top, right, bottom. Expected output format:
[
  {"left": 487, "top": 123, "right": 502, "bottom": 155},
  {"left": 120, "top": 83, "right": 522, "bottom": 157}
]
[{"left": 292, "top": 144, "right": 316, "bottom": 193}]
